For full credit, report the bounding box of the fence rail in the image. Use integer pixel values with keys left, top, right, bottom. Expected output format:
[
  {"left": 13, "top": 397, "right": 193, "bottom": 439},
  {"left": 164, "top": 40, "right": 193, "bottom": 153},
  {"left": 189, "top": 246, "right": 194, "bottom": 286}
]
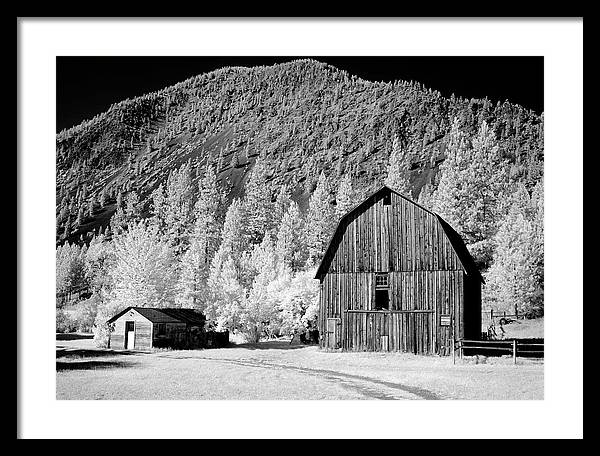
[
  {"left": 482, "top": 309, "right": 527, "bottom": 323},
  {"left": 453, "top": 338, "right": 544, "bottom": 364}
]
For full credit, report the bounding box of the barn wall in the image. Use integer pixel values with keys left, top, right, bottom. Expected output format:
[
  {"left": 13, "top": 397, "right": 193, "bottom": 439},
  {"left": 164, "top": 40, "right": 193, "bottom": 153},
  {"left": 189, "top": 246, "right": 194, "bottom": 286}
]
[
  {"left": 319, "top": 270, "right": 464, "bottom": 354},
  {"left": 317, "top": 189, "right": 476, "bottom": 356},
  {"left": 152, "top": 322, "right": 188, "bottom": 348},
  {"left": 109, "top": 310, "right": 153, "bottom": 350},
  {"left": 321, "top": 192, "right": 464, "bottom": 275}
]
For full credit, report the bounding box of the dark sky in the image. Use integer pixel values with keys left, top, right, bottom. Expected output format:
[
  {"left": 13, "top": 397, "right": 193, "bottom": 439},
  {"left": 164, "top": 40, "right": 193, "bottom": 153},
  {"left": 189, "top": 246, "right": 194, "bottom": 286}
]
[{"left": 56, "top": 56, "right": 543, "bottom": 132}]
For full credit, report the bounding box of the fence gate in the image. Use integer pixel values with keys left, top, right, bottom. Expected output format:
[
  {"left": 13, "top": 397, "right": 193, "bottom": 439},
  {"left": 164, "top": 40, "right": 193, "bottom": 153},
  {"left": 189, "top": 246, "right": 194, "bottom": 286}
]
[{"left": 326, "top": 318, "right": 341, "bottom": 349}]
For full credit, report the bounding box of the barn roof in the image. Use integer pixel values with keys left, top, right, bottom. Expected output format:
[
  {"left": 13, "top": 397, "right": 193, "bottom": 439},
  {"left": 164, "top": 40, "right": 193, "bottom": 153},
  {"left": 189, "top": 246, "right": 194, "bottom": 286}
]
[
  {"left": 107, "top": 307, "right": 206, "bottom": 325},
  {"left": 314, "top": 185, "right": 483, "bottom": 282}
]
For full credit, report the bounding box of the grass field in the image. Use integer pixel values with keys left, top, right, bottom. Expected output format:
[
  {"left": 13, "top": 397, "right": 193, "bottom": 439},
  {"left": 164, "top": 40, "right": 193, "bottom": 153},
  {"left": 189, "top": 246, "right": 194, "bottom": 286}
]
[{"left": 56, "top": 335, "right": 543, "bottom": 400}]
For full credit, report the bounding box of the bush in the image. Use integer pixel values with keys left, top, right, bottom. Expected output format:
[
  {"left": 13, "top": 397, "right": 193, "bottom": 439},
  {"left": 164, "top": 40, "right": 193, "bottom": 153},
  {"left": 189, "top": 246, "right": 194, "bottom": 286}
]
[
  {"left": 56, "top": 308, "right": 78, "bottom": 333},
  {"left": 72, "top": 297, "right": 98, "bottom": 333}
]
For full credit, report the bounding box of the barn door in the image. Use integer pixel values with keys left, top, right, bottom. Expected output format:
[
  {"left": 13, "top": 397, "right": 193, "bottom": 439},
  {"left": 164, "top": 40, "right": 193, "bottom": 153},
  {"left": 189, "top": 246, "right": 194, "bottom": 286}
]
[
  {"left": 326, "top": 318, "right": 341, "bottom": 349},
  {"left": 125, "top": 321, "right": 135, "bottom": 349}
]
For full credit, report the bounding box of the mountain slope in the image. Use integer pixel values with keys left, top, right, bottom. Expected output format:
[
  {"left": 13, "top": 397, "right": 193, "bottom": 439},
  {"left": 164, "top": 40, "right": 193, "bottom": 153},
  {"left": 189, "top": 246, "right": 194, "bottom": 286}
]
[{"left": 56, "top": 59, "right": 544, "bottom": 245}]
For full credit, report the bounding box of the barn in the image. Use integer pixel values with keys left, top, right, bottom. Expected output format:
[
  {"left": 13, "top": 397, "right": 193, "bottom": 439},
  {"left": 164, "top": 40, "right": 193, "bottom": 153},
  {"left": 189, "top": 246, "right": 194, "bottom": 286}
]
[
  {"left": 315, "top": 186, "right": 482, "bottom": 356},
  {"left": 107, "top": 307, "right": 215, "bottom": 350}
]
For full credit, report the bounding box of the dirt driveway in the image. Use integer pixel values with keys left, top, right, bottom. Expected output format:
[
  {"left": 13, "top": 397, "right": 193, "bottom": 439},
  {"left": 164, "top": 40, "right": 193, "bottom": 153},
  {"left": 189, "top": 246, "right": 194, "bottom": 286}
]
[{"left": 56, "top": 338, "right": 544, "bottom": 400}]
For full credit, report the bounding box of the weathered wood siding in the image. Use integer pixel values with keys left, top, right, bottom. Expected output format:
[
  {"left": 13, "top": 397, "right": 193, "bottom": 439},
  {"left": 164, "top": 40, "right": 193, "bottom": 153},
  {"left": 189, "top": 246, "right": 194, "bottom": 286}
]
[
  {"left": 318, "top": 189, "right": 480, "bottom": 356},
  {"left": 320, "top": 192, "right": 464, "bottom": 274},
  {"left": 152, "top": 322, "right": 188, "bottom": 348},
  {"left": 109, "top": 310, "right": 153, "bottom": 350}
]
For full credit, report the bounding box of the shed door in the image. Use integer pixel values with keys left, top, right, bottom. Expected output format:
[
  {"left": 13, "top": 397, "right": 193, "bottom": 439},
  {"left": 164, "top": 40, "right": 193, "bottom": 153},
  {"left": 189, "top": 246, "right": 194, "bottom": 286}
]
[
  {"left": 326, "top": 318, "right": 341, "bottom": 349},
  {"left": 125, "top": 321, "right": 135, "bottom": 349}
]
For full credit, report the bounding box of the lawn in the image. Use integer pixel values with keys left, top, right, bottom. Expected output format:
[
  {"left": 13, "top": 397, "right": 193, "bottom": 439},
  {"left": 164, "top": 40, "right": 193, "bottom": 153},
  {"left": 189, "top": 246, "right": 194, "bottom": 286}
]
[{"left": 56, "top": 336, "right": 543, "bottom": 400}]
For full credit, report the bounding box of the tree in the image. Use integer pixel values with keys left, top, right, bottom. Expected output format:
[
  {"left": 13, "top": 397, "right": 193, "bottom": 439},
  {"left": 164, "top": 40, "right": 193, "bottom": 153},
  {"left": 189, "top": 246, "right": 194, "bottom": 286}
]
[
  {"left": 230, "top": 150, "right": 240, "bottom": 168},
  {"left": 93, "top": 221, "right": 176, "bottom": 347},
  {"left": 125, "top": 190, "right": 142, "bottom": 221},
  {"left": 335, "top": 173, "right": 355, "bottom": 219},
  {"left": 275, "top": 201, "right": 306, "bottom": 272},
  {"left": 305, "top": 171, "right": 334, "bottom": 266},
  {"left": 56, "top": 242, "right": 87, "bottom": 305},
  {"left": 149, "top": 183, "right": 167, "bottom": 231},
  {"left": 238, "top": 232, "right": 279, "bottom": 342},
  {"left": 177, "top": 165, "right": 224, "bottom": 309},
  {"left": 276, "top": 268, "right": 319, "bottom": 336},
  {"left": 273, "top": 183, "right": 292, "bottom": 229},
  {"left": 243, "top": 157, "right": 273, "bottom": 245},
  {"left": 163, "top": 162, "right": 196, "bottom": 254},
  {"left": 76, "top": 205, "right": 85, "bottom": 226},
  {"left": 384, "top": 134, "right": 411, "bottom": 196},
  {"left": 430, "top": 119, "right": 508, "bottom": 268},
  {"left": 484, "top": 181, "right": 543, "bottom": 317},
  {"left": 207, "top": 256, "right": 246, "bottom": 332},
  {"left": 417, "top": 182, "right": 436, "bottom": 210}
]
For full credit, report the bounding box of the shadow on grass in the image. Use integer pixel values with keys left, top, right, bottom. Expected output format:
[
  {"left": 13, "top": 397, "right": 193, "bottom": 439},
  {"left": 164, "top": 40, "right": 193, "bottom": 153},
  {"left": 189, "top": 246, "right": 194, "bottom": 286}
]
[
  {"left": 227, "top": 340, "right": 315, "bottom": 351},
  {"left": 56, "top": 348, "right": 142, "bottom": 359},
  {"left": 56, "top": 360, "right": 134, "bottom": 371},
  {"left": 56, "top": 333, "right": 94, "bottom": 341}
]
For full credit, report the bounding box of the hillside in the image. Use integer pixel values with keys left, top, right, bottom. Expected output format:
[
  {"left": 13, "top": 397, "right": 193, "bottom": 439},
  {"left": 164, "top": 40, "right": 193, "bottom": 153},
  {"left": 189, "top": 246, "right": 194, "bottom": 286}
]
[{"left": 56, "top": 59, "right": 544, "bottom": 245}]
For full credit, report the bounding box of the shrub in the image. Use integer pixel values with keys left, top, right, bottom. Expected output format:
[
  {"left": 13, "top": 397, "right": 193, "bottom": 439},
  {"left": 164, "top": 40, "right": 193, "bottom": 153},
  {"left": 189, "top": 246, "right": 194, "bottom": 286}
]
[
  {"left": 72, "top": 297, "right": 98, "bottom": 333},
  {"left": 56, "top": 308, "right": 78, "bottom": 333}
]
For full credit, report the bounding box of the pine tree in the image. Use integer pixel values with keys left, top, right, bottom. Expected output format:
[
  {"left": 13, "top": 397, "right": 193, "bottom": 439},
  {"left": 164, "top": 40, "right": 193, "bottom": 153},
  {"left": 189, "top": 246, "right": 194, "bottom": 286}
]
[
  {"left": 275, "top": 201, "right": 306, "bottom": 272},
  {"left": 125, "top": 190, "right": 142, "bottom": 221},
  {"left": 335, "top": 173, "right": 355, "bottom": 219},
  {"left": 305, "top": 171, "right": 334, "bottom": 266},
  {"left": 177, "top": 165, "right": 224, "bottom": 309},
  {"left": 417, "top": 182, "right": 436, "bottom": 210},
  {"left": 163, "top": 163, "right": 195, "bottom": 254},
  {"left": 483, "top": 181, "right": 544, "bottom": 317},
  {"left": 430, "top": 119, "right": 507, "bottom": 268},
  {"left": 76, "top": 205, "right": 85, "bottom": 227},
  {"left": 243, "top": 157, "right": 273, "bottom": 245},
  {"left": 100, "top": 187, "right": 107, "bottom": 208},
  {"left": 384, "top": 134, "right": 411, "bottom": 196},
  {"left": 230, "top": 150, "right": 239, "bottom": 168},
  {"left": 210, "top": 198, "right": 248, "bottom": 282},
  {"left": 62, "top": 215, "right": 72, "bottom": 240},
  {"left": 273, "top": 183, "right": 292, "bottom": 229}
]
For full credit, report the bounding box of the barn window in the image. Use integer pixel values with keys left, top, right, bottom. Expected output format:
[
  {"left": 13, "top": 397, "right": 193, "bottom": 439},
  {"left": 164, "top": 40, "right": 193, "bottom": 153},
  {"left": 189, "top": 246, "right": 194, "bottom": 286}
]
[
  {"left": 375, "top": 290, "right": 389, "bottom": 310},
  {"left": 157, "top": 323, "right": 166, "bottom": 336},
  {"left": 375, "top": 273, "right": 389, "bottom": 310},
  {"left": 383, "top": 193, "right": 391, "bottom": 206},
  {"left": 375, "top": 273, "right": 389, "bottom": 287}
]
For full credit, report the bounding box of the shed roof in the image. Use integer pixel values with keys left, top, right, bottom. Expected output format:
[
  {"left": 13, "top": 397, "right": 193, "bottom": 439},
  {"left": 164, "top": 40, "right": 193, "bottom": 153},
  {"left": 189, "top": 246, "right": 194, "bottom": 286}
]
[
  {"left": 314, "top": 185, "right": 483, "bottom": 282},
  {"left": 107, "top": 307, "right": 206, "bottom": 325}
]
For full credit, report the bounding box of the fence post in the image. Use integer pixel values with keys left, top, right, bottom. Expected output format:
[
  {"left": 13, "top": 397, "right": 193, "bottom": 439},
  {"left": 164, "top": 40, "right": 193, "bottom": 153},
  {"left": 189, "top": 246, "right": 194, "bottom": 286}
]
[
  {"left": 513, "top": 339, "right": 517, "bottom": 364},
  {"left": 460, "top": 340, "right": 463, "bottom": 360},
  {"left": 490, "top": 309, "right": 494, "bottom": 321},
  {"left": 452, "top": 339, "right": 456, "bottom": 365}
]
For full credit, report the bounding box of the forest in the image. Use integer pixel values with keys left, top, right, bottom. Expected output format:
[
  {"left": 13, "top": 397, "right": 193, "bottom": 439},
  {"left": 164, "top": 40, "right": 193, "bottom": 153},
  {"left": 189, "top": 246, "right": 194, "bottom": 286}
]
[{"left": 55, "top": 59, "right": 544, "bottom": 345}]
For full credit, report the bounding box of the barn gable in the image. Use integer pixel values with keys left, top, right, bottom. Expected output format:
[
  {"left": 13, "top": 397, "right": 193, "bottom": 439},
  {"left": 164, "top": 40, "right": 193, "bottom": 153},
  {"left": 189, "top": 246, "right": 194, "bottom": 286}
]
[{"left": 315, "top": 186, "right": 482, "bottom": 282}]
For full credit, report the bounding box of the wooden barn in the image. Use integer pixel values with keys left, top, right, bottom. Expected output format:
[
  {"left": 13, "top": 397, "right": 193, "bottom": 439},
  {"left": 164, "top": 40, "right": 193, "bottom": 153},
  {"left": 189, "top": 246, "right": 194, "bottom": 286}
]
[
  {"left": 107, "top": 307, "right": 215, "bottom": 350},
  {"left": 315, "top": 186, "right": 482, "bottom": 356}
]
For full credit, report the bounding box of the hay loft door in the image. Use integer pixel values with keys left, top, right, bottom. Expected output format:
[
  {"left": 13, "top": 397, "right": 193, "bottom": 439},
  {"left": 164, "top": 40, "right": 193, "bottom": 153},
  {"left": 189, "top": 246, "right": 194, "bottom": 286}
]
[
  {"left": 125, "top": 321, "right": 135, "bottom": 349},
  {"left": 326, "top": 318, "right": 341, "bottom": 349}
]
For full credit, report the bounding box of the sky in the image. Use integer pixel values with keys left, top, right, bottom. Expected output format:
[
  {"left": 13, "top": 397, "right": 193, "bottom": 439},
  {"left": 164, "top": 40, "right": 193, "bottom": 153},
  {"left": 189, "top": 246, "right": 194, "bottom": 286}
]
[{"left": 56, "top": 56, "right": 543, "bottom": 132}]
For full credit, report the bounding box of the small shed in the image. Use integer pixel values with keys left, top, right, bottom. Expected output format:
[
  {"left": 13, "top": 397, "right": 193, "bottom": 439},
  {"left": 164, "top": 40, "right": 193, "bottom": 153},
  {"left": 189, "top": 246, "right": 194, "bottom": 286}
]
[
  {"left": 107, "top": 307, "right": 210, "bottom": 350},
  {"left": 315, "top": 186, "right": 482, "bottom": 356}
]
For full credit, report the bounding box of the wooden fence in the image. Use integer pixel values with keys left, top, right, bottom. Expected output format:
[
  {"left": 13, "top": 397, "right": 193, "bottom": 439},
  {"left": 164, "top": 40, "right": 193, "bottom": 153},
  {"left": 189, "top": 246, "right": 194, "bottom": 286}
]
[
  {"left": 482, "top": 309, "right": 526, "bottom": 324},
  {"left": 453, "top": 338, "right": 544, "bottom": 364}
]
